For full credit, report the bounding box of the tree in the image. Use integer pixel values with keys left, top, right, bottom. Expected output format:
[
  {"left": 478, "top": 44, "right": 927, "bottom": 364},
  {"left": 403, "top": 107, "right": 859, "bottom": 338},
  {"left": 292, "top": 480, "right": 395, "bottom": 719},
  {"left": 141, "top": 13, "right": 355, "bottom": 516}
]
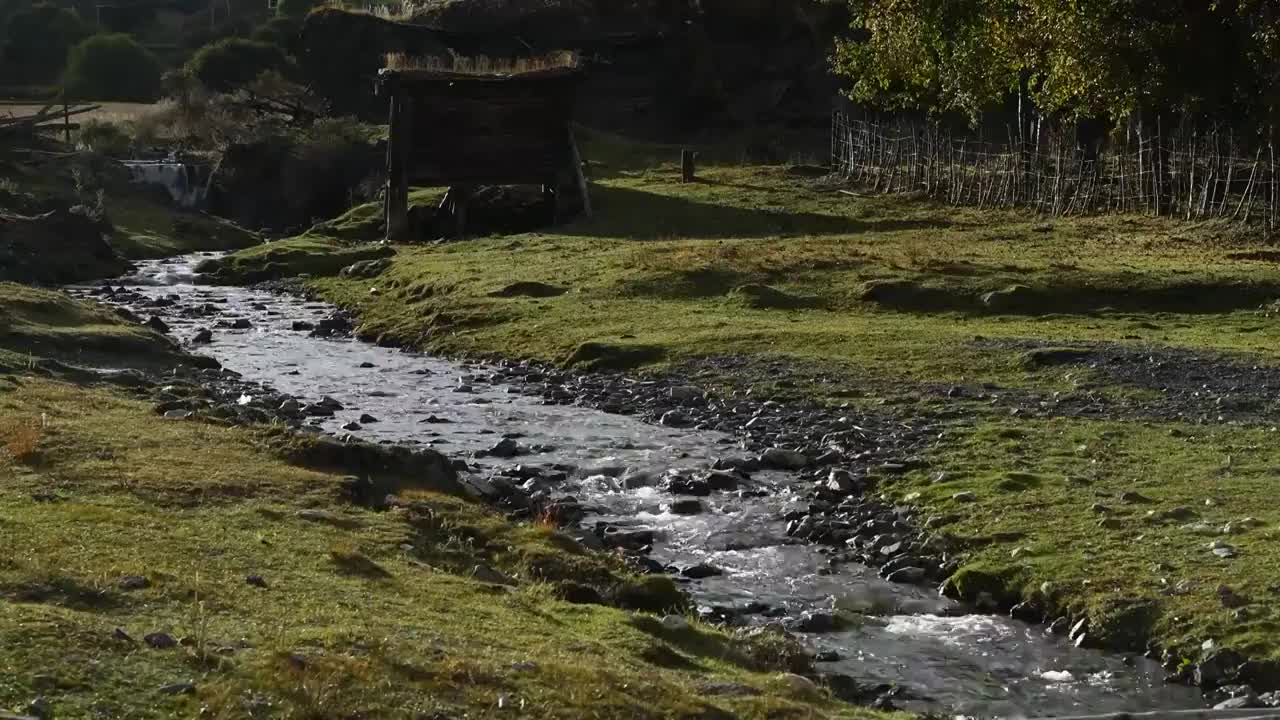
[
  {"left": 1, "top": 2, "right": 89, "bottom": 85},
  {"left": 63, "top": 34, "right": 164, "bottom": 102},
  {"left": 833, "top": 0, "right": 1280, "bottom": 130},
  {"left": 186, "top": 37, "right": 296, "bottom": 93}
]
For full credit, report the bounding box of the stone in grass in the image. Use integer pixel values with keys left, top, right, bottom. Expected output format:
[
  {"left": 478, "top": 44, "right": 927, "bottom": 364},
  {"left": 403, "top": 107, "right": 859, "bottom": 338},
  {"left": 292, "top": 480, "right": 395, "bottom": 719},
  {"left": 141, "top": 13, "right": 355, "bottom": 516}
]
[
  {"left": 660, "top": 615, "right": 689, "bottom": 631},
  {"left": 159, "top": 680, "right": 196, "bottom": 695},
  {"left": 952, "top": 491, "right": 977, "bottom": 503},
  {"left": 144, "top": 632, "right": 177, "bottom": 649},
  {"left": 246, "top": 574, "right": 268, "bottom": 588},
  {"left": 118, "top": 575, "right": 150, "bottom": 591},
  {"left": 1210, "top": 540, "right": 1238, "bottom": 559}
]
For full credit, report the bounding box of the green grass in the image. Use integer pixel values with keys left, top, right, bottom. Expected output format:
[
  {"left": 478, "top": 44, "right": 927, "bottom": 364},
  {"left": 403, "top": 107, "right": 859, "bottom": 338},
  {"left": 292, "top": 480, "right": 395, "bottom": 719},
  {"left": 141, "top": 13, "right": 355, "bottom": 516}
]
[
  {"left": 0, "top": 282, "right": 185, "bottom": 371},
  {"left": 196, "top": 235, "right": 392, "bottom": 283},
  {"left": 892, "top": 417, "right": 1280, "bottom": 666},
  {"left": 0, "top": 379, "right": 896, "bottom": 719}
]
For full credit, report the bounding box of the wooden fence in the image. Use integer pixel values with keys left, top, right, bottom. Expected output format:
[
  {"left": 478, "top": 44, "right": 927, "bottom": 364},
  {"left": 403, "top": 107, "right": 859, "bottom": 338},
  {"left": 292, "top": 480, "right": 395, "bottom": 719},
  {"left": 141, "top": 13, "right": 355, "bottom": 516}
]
[{"left": 831, "top": 109, "right": 1280, "bottom": 233}]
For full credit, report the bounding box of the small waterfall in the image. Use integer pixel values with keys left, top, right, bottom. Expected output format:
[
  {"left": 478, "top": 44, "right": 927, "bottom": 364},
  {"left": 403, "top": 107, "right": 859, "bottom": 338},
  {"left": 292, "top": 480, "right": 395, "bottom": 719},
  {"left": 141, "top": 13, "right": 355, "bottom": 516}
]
[{"left": 120, "top": 160, "right": 211, "bottom": 209}]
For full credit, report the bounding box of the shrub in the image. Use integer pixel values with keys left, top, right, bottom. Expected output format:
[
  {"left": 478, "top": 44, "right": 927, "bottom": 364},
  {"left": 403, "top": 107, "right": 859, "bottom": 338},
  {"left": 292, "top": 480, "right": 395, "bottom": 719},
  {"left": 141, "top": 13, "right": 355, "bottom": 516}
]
[
  {"left": 77, "top": 119, "right": 133, "bottom": 156},
  {"left": 276, "top": 0, "right": 322, "bottom": 18},
  {"left": 0, "top": 418, "right": 41, "bottom": 464},
  {"left": 251, "top": 16, "right": 301, "bottom": 52},
  {"left": 186, "top": 37, "right": 295, "bottom": 93},
  {"left": 0, "top": 2, "right": 89, "bottom": 85},
  {"left": 63, "top": 34, "right": 163, "bottom": 102}
]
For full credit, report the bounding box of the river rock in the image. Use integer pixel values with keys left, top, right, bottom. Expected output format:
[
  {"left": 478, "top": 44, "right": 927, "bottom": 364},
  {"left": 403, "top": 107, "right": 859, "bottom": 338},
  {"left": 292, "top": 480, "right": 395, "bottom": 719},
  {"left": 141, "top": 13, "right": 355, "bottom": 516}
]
[
  {"left": 192, "top": 327, "right": 213, "bottom": 344},
  {"left": 825, "top": 469, "right": 858, "bottom": 493},
  {"left": 789, "top": 611, "right": 841, "bottom": 633},
  {"left": 885, "top": 566, "right": 926, "bottom": 584},
  {"left": 682, "top": 563, "right": 724, "bottom": 579},
  {"left": 659, "top": 410, "right": 692, "bottom": 428},
  {"left": 669, "top": 386, "right": 705, "bottom": 404},
  {"left": 359, "top": 413, "right": 379, "bottom": 424},
  {"left": 486, "top": 438, "right": 521, "bottom": 458},
  {"left": 145, "top": 316, "right": 169, "bottom": 333},
  {"left": 669, "top": 499, "right": 704, "bottom": 515},
  {"left": 341, "top": 422, "right": 362, "bottom": 431},
  {"left": 761, "top": 447, "right": 808, "bottom": 470}
]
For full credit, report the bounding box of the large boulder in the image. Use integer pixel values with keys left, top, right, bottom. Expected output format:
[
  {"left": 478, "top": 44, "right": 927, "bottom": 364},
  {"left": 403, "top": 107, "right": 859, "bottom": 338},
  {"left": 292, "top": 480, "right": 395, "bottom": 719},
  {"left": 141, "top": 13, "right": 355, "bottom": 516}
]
[{"left": 0, "top": 206, "right": 130, "bottom": 284}]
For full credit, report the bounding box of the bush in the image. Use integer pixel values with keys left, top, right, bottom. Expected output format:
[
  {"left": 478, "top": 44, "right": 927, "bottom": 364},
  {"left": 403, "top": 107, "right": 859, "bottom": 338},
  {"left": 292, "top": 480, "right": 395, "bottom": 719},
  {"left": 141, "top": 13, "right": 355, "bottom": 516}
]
[
  {"left": 63, "top": 34, "right": 163, "bottom": 102},
  {"left": 186, "top": 38, "right": 295, "bottom": 93},
  {"left": 276, "top": 0, "right": 322, "bottom": 18},
  {"left": 1, "top": 3, "right": 89, "bottom": 85},
  {"left": 251, "top": 16, "right": 301, "bottom": 52},
  {"left": 77, "top": 119, "right": 133, "bottom": 157}
]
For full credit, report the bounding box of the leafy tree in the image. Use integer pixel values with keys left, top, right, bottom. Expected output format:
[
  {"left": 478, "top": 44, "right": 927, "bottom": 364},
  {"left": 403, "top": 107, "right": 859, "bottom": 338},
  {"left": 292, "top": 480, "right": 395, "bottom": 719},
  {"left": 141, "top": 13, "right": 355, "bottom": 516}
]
[
  {"left": 63, "top": 34, "right": 163, "bottom": 102},
  {"left": 833, "top": 0, "right": 1280, "bottom": 131},
  {"left": 186, "top": 37, "right": 296, "bottom": 93},
  {"left": 1, "top": 2, "right": 89, "bottom": 85}
]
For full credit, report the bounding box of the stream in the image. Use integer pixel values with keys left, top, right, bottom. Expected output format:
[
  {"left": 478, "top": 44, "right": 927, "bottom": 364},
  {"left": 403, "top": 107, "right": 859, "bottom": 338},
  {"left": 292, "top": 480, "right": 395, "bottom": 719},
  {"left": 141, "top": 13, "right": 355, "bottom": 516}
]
[{"left": 71, "top": 254, "right": 1205, "bottom": 718}]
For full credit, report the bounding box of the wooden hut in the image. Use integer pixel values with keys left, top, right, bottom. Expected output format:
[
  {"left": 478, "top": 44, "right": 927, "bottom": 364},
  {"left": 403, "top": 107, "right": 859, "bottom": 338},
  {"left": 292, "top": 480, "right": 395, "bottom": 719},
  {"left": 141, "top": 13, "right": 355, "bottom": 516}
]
[{"left": 377, "top": 53, "right": 591, "bottom": 240}]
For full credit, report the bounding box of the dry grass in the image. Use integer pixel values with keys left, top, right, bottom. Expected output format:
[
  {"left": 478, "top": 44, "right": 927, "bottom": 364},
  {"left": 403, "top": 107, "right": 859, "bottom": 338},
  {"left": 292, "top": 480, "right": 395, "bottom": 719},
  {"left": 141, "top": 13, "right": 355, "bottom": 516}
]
[
  {"left": 0, "top": 418, "right": 41, "bottom": 463},
  {"left": 383, "top": 51, "right": 580, "bottom": 76}
]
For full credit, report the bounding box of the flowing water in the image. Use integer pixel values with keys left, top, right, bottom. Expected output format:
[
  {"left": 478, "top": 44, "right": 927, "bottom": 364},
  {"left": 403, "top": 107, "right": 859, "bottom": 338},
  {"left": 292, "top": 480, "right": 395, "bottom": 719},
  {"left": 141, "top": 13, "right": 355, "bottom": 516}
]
[{"left": 72, "top": 255, "right": 1206, "bottom": 718}]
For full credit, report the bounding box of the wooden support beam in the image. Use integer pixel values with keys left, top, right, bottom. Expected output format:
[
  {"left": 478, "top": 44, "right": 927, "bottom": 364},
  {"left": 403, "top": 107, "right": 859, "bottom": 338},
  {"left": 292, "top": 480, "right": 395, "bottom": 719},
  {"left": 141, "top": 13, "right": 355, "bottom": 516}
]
[
  {"left": 385, "top": 95, "right": 411, "bottom": 242},
  {"left": 568, "top": 126, "right": 592, "bottom": 219}
]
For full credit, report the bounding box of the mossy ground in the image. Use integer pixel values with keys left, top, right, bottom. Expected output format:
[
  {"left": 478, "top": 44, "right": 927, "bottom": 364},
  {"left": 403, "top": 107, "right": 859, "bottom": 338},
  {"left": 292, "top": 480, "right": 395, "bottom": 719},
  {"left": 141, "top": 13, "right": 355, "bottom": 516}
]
[
  {"left": 0, "top": 263, "right": 890, "bottom": 718},
  {"left": 209, "top": 131, "right": 1280, "bottom": 665},
  {"left": 905, "top": 419, "right": 1280, "bottom": 662}
]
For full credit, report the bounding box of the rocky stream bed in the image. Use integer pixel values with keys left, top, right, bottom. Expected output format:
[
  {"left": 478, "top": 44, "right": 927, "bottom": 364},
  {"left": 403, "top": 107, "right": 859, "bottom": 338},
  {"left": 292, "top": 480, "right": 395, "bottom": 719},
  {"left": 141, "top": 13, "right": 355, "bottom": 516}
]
[{"left": 63, "top": 254, "right": 1226, "bottom": 718}]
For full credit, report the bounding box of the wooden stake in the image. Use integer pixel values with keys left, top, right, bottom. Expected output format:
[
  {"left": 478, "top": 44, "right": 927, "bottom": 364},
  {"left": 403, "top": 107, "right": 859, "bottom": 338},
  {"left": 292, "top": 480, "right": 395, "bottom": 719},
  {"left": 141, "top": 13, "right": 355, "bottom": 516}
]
[
  {"left": 680, "top": 149, "right": 696, "bottom": 183},
  {"left": 569, "top": 127, "right": 592, "bottom": 218}
]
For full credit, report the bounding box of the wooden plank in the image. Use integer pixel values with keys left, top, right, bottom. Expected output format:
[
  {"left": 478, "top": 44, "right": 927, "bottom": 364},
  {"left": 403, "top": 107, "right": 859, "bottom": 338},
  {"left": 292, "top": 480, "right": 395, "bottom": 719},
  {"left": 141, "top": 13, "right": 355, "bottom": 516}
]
[{"left": 681, "top": 149, "right": 696, "bottom": 183}]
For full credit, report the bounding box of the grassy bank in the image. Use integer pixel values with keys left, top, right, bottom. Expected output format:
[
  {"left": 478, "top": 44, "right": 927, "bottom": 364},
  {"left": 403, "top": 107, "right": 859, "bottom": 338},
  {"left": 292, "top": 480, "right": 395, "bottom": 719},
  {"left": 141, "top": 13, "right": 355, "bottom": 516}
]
[
  {"left": 0, "top": 278, "right": 887, "bottom": 718},
  {"left": 205, "top": 133, "right": 1280, "bottom": 673}
]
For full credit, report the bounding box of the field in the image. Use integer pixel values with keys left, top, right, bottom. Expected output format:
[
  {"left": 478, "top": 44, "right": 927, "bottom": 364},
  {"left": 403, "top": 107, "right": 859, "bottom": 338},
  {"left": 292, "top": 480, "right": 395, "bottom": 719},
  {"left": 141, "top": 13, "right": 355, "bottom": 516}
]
[{"left": 206, "top": 131, "right": 1280, "bottom": 675}]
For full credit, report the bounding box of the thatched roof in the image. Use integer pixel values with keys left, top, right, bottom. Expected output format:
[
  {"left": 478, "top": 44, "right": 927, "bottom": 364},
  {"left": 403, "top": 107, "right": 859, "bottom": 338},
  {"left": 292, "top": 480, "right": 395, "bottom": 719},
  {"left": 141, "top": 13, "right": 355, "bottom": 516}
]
[{"left": 380, "top": 51, "right": 583, "bottom": 82}]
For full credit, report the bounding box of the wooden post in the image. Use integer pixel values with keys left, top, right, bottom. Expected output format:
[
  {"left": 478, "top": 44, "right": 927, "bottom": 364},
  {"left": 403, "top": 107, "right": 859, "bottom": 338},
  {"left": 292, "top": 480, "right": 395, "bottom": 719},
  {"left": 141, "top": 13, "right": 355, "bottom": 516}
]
[
  {"left": 681, "top": 148, "right": 696, "bottom": 183},
  {"left": 63, "top": 102, "right": 70, "bottom": 145},
  {"left": 385, "top": 91, "right": 410, "bottom": 242},
  {"left": 568, "top": 127, "right": 592, "bottom": 219},
  {"left": 453, "top": 185, "right": 471, "bottom": 238}
]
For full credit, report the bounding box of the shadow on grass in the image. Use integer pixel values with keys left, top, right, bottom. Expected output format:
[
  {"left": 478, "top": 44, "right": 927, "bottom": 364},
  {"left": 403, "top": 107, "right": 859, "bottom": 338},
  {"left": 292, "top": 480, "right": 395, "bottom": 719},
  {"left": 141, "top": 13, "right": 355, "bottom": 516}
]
[{"left": 562, "top": 184, "right": 948, "bottom": 241}]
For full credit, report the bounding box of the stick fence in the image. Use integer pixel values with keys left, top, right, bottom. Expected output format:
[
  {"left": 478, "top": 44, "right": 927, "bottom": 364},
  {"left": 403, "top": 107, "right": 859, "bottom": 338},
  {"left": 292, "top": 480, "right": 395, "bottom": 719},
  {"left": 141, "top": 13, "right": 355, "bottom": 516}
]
[{"left": 831, "top": 109, "right": 1279, "bottom": 233}]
